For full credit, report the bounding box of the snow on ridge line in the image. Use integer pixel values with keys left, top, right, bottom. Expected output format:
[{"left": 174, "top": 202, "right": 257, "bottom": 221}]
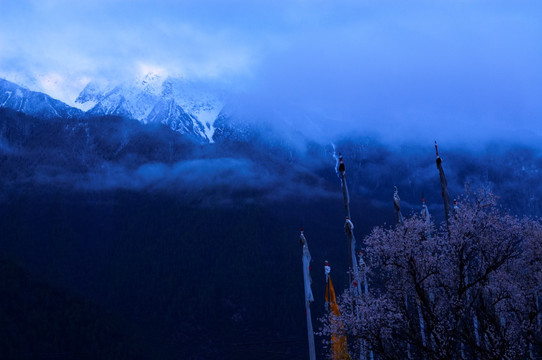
[
  {"left": 195, "top": 106, "right": 223, "bottom": 144},
  {"left": 2, "top": 75, "right": 224, "bottom": 142},
  {"left": 73, "top": 75, "right": 224, "bottom": 142},
  {"left": 73, "top": 100, "right": 97, "bottom": 112}
]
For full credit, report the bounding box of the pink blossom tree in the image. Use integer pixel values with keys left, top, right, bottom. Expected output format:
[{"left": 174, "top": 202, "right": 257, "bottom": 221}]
[{"left": 323, "top": 191, "right": 542, "bottom": 359}]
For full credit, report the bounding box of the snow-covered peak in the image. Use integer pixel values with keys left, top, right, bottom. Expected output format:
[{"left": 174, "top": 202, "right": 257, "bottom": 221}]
[
  {"left": 74, "top": 74, "right": 224, "bottom": 142},
  {"left": 139, "top": 72, "right": 163, "bottom": 95},
  {"left": 75, "top": 81, "right": 114, "bottom": 111},
  {"left": 159, "top": 78, "right": 223, "bottom": 142},
  {"left": 76, "top": 76, "right": 162, "bottom": 121},
  {"left": 0, "top": 78, "right": 83, "bottom": 119},
  {"left": 75, "top": 81, "right": 110, "bottom": 103},
  {"left": 0, "top": 72, "right": 89, "bottom": 109}
]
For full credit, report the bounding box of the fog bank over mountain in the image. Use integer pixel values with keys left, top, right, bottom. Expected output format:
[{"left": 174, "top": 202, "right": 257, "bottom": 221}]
[{"left": 2, "top": 1, "right": 542, "bottom": 147}]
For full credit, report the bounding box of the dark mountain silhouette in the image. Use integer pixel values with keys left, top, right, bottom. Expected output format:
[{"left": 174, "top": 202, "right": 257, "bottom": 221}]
[{"left": 1, "top": 102, "right": 542, "bottom": 359}]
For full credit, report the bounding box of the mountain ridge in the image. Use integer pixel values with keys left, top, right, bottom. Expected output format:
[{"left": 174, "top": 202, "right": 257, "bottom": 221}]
[
  {"left": 75, "top": 75, "right": 223, "bottom": 143},
  {"left": 0, "top": 76, "right": 224, "bottom": 143},
  {"left": 0, "top": 79, "right": 84, "bottom": 119}
]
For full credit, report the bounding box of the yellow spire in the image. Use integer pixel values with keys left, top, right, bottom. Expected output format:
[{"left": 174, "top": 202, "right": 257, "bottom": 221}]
[{"left": 325, "top": 276, "right": 351, "bottom": 360}]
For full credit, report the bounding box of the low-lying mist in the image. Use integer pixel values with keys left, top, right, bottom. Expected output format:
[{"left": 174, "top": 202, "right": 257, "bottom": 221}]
[{"left": 2, "top": 107, "right": 542, "bottom": 217}]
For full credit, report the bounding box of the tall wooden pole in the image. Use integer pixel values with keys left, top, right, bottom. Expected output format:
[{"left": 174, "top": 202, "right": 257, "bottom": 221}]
[{"left": 300, "top": 230, "right": 316, "bottom": 360}]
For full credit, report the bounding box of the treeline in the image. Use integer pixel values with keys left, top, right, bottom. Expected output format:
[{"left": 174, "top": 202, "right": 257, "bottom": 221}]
[
  {"left": 0, "top": 188, "right": 358, "bottom": 359},
  {"left": 0, "top": 256, "right": 154, "bottom": 359}
]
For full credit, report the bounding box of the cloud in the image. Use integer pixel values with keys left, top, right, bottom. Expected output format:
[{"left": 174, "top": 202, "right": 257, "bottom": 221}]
[
  {"left": 1, "top": 1, "right": 542, "bottom": 144},
  {"left": 0, "top": 0, "right": 259, "bottom": 102},
  {"left": 240, "top": 2, "right": 542, "bottom": 145},
  {"left": 28, "top": 157, "right": 336, "bottom": 206}
]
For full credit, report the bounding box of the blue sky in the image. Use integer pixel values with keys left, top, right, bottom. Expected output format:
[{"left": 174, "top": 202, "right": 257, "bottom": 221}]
[{"left": 1, "top": 0, "right": 542, "bottom": 143}]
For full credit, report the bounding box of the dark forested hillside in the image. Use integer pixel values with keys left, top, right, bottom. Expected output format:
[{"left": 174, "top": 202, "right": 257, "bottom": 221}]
[
  {"left": 1, "top": 108, "right": 542, "bottom": 359},
  {"left": 0, "top": 187, "right": 390, "bottom": 359},
  {"left": 0, "top": 256, "right": 156, "bottom": 359}
]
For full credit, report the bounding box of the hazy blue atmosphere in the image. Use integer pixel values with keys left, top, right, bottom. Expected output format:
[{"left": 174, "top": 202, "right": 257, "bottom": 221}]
[
  {"left": 2, "top": 1, "right": 542, "bottom": 359},
  {"left": 2, "top": 1, "right": 542, "bottom": 144}
]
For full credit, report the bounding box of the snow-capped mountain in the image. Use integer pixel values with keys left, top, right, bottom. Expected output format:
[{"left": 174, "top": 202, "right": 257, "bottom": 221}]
[
  {"left": 75, "top": 74, "right": 223, "bottom": 143},
  {"left": 146, "top": 98, "right": 205, "bottom": 136},
  {"left": 0, "top": 75, "right": 225, "bottom": 144},
  {"left": 0, "top": 79, "right": 83, "bottom": 119}
]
